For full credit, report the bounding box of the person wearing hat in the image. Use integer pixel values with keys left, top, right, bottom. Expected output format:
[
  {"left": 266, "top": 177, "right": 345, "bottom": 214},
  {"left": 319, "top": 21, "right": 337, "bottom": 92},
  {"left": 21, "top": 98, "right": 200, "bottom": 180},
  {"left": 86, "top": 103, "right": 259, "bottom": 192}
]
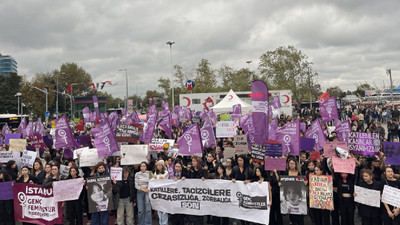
[{"left": 153, "top": 160, "right": 169, "bottom": 225}]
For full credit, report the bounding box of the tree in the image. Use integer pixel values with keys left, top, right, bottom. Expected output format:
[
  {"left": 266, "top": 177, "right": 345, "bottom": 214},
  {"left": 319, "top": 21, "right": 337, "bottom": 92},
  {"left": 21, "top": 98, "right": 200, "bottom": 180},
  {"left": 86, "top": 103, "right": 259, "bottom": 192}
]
[
  {"left": 354, "top": 82, "right": 374, "bottom": 97},
  {"left": 259, "top": 46, "right": 320, "bottom": 106},
  {"left": 53, "top": 62, "right": 93, "bottom": 97},
  {"left": 0, "top": 73, "right": 22, "bottom": 114},
  {"left": 218, "top": 66, "right": 252, "bottom": 92},
  {"left": 193, "top": 59, "right": 217, "bottom": 93},
  {"left": 327, "top": 86, "right": 346, "bottom": 99},
  {"left": 144, "top": 90, "right": 164, "bottom": 109}
]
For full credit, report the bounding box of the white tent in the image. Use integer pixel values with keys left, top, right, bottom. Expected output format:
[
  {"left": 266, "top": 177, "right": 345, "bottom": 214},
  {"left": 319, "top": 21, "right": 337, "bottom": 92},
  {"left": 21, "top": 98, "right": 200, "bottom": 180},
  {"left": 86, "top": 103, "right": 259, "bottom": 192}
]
[{"left": 211, "top": 89, "right": 252, "bottom": 114}]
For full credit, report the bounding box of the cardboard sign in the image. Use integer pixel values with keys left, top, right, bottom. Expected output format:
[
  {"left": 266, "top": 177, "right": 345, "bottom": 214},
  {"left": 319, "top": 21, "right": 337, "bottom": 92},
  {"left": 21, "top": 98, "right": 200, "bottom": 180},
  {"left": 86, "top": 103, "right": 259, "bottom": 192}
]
[
  {"left": 216, "top": 121, "right": 237, "bottom": 138},
  {"left": 332, "top": 157, "right": 355, "bottom": 174},
  {"left": 73, "top": 147, "right": 89, "bottom": 159},
  {"left": 60, "top": 165, "right": 71, "bottom": 177},
  {"left": 250, "top": 143, "right": 265, "bottom": 164},
  {"left": 110, "top": 167, "right": 123, "bottom": 181},
  {"left": 79, "top": 148, "right": 102, "bottom": 167},
  {"left": 280, "top": 176, "right": 307, "bottom": 215},
  {"left": 264, "top": 158, "right": 286, "bottom": 171},
  {"left": 21, "top": 150, "right": 36, "bottom": 168},
  {"left": 29, "top": 134, "right": 46, "bottom": 149},
  {"left": 120, "top": 145, "right": 149, "bottom": 165},
  {"left": 223, "top": 147, "right": 236, "bottom": 160},
  {"left": 0, "top": 151, "right": 20, "bottom": 163},
  {"left": 309, "top": 175, "right": 334, "bottom": 210},
  {"left": 382, "top": 185, "right": 400, "bottom": 208},
  {"left": 354, "top": 185, "right": 380, "bottom": 208},
  {"left": 323, "top": 141, "right": 348, "bottom": 158},
  {"left": 234, "top": 135, "right": 248, "bottom": 154},
  {"left": 53, "top": 178, "right": 84, "bottom": 202},
  {"left": 9, "top": 139, "right": 27, "bottom": 152}
]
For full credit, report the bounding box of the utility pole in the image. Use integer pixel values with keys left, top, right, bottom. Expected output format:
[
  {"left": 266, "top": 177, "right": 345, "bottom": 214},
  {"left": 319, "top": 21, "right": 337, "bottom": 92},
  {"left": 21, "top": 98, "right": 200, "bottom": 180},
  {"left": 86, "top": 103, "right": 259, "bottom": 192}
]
[
  {"left": 387, "top": 69, "right": 394, "bottom": 109},
  {"left": 167, "top": 41, "right": 175, "bottom": 107}
]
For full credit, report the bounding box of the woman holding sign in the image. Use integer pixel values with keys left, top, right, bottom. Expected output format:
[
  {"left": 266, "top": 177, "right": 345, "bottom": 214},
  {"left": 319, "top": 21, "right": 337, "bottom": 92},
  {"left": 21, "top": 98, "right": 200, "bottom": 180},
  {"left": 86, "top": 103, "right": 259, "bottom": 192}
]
[
  {"left": 113, "top": 166, "right": 135, "bottom": 225},
  {"left": 153, "top": 160, "right": 169, "bottom": 225},
  {"left": 65, "top": 166, "right": 84, "bottom": 225},
  {"left": 135, "top": 162, "right": 153, "bottom": 225},
  {"left": 381, "top": 166, "right": 400, "bottom": 225},
  {"left": 355, "top": 169, "right": 381, "bottom": 225}
]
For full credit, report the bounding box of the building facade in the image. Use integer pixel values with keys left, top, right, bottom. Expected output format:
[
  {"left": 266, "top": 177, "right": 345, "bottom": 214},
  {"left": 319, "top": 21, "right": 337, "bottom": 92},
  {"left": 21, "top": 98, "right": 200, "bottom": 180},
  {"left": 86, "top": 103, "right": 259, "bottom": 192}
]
[{"left": 0, "top": 54, "right": 18, "bottom": 76}]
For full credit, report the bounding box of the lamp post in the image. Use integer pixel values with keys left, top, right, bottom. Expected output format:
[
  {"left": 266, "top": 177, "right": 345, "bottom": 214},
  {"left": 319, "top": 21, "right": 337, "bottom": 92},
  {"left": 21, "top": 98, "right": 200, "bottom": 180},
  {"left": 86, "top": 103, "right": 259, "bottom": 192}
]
[
  {"left": 166, "top": 41, "right": 175, "bottom": 107},
  {"left": 15, "top": 92, "right": 21, "bottom": 115},
  {"left": 246, "top": 60, "right": 252, "bottom": 81},
  {"left": 387, "top": 69, "right": 394, "bottom": 109},
  {"left": 119, "top": 69, "right": 128, "bottom": 110},
  {"left": 70, "top": 83, "right": 79, "bottom": 119},
  {"left": 136, "top": 82, "right": 141, "bottom": 110},
  {"left": 21, "top": 103, "right": 25, "bottom": 115},
  {"left": 30, "top": 85, "right": 49, "bottom": 125}
]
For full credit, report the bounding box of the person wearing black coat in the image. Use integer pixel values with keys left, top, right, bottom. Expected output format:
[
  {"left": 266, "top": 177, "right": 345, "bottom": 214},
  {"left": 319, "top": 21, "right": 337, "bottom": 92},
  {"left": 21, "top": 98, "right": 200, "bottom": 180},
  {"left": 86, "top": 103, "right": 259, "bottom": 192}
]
[
  {"left": 5, "top": 160, "right": 18, "bottom": 181},
  {"left": 112, "top": 166, "right": 136, "bottom": 225},
  {"left": 356, "top": 169, "right": 381, "bottom": 225},
  {"left": 65, "top": 166, "right": 84, "bottom": 225},
  {"left": 0, "top": 169, "right": 14, "bottom": 225}
]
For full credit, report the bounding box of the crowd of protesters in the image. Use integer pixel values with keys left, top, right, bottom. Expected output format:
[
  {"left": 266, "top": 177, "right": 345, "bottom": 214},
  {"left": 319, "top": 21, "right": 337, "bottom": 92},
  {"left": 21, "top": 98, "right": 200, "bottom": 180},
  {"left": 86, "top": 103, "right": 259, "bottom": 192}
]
[{"left": 0, "top": 101, "right": 400, "bottom": 225}]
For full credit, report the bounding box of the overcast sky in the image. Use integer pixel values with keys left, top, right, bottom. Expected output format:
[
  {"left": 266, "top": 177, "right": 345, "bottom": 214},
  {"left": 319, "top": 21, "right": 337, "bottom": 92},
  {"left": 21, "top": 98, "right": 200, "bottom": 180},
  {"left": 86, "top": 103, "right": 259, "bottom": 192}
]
[{"left": 1, "top": 0, "right": 399, "bottom": 99}]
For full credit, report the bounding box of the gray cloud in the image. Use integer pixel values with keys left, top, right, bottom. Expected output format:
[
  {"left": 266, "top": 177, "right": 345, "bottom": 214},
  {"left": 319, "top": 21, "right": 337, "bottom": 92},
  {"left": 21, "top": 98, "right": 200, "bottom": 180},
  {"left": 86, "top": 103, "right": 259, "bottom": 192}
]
[{"left": 1, "top": 0, "right": 399, "bottom": 100}]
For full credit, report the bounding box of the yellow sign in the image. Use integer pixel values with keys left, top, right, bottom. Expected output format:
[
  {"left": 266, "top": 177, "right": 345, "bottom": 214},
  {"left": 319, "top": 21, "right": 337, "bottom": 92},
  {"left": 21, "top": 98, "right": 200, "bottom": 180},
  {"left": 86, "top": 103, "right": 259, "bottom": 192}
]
[{"left": 51, "top": 120, "right": 56, "bottom": 128}]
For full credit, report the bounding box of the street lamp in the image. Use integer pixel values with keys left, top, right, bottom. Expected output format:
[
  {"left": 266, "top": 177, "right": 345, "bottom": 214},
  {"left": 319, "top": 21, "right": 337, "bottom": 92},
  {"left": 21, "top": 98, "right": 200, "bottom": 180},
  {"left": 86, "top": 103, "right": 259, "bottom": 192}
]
[
  {"left": 119, "top": 69, "right": 128, "bottom": 111},
  {"left": 30, "top": 85, "right": 49, "bottom": 125},
  {"left": 15, "top": 92, "right": 21, "bottom": 115},
  {"left": 136, "top": 82, "right": 142, "bottom": 110},
  {"left": 246, "top": 60, "right": 252, "bottom": 81},
  {"left": 167, "top": 41, "right": 175, "bottom": 108},
  {"left": 387, "top": 69, "right": 394, "bottom": 109},
  {"left": 70, "top": 83, "right": 79, "bottom": 119},
  {"left": 21, "top": 103, "right": 25, "bottom": 115}
]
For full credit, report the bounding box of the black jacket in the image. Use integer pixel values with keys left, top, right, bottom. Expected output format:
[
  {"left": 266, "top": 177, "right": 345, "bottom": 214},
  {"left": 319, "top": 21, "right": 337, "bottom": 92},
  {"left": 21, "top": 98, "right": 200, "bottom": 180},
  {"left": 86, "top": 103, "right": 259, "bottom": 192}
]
[
  {"left": 112, "top": 175, "right": 136, "bottom": 203},
  {"left": 229, "top": 165, "right": 254, "bottom": 181}
]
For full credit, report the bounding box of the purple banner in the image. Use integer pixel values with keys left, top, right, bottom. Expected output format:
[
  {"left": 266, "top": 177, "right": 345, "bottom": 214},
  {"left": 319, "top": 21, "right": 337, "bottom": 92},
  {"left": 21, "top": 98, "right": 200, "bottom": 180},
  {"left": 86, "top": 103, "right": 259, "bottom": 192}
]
[
  {"left": 300, "top": 122, "right": 306, "bottom": 133},
  {"left": 200, "top": 117, "right": 216, "bottom": 148},
  {"left": 264, "top": 141, "right": 283, "bottom": 157},
  {"left": 335, "top": 120, "right": 351, "bottom": 142},
  {"left": 43, "top": 135, "right": 53, "bottom": 147},
  {"left": 300, "top": 137, "right": 316, "bottom": 151},
  {"left": 2, "top": 123, "right": 11, "bottom": 136},
  {"left": 91, "top": 120, "right": 119, "bottom": 158},
  {"left": 5, "top": 133, "right": 21, "bottom": 145},
  {"left": 55, "top": 115, "right": 76, "bottom": 150},
  {"left": 158, "top": 109, "right": 172, "bottom": 139},
  {"left": 232, "top": 104, "right": 242, "bottom": 115},
  {"left": 305, "top": 119, "right": 327, "bottom": 151},
  {"left": 139, "top": 110, "right": 158, "bottom": 143},
  {"left": 83, "top": 106, "right": 90, "bottom": 123},
  {"left": 35, "top": 119, "right": 45, "bottom": 137},
  {"left": 276, "top": 120, "right": 300, "bottom": 156},
  {"left": 177, "top": 123, "right": 203, "bottom": 155},
  {"left": 383, "top": 142, "right": 400, "bottom": 166},
  {"left": 348, "top": 132, "right": 380, "bottom": 155},
  {"left": 24, "top": 121, "right": 34, "bottom": 138},
  {"left": 76, "top": 135, "right": 91, "bottom": 146},
  {"left": 271, "top": 96, "right": 281, "bottom": 109},
  {"left": 0, "top": 181, "right": 13, "bottom": 200},
  {"left": 92, "top": 96, "right": 100, "bottom": 119},
  {"left": 320, "top": 97, "right": 339, "bottom": 122},
  {"left": 268, "top": 117, "right": 278, "bottom": 140},
  {"left": 251, "top": 80, "right": 269, "bottom": 145},
  {"left": 18, "top": 117, "right": 26, "bottom": 135}
]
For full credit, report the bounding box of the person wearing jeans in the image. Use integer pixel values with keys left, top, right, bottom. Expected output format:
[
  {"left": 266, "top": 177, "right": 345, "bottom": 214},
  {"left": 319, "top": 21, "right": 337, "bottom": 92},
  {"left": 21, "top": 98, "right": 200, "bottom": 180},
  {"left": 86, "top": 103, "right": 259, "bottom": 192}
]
[
  {"left": 113, "top": 166, "right": 136, "bottom": 225},
  {"left": 135, "top": 162, "right": 152, "bottom": 225},
  {"left": 153, "top": 160, "right": 169, "bottom": 225}
]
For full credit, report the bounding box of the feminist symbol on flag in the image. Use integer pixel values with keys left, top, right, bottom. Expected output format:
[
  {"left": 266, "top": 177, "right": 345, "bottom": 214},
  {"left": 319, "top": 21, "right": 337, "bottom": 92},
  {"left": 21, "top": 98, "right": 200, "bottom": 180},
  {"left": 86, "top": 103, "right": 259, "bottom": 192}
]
[
  {"left": 184, "top": 134, "right": 192, "bottom": 152},
  {"left": 283, "top": 135, "right": 291, "bottom": 153},
  {"left": 313, "top": 134, "right": 319, "bottom": 144},
  {"left": 201, "top": 130, "right": 209, "bottom": 145},
  {"left": 326, "top": 106, "right": 332, "bottom": 118},
  {"left": 103, "top": 136, "right": 111, "bottom": 154},
  {"left": 58, "top": 130, "right": 68, "bottom": 144}
]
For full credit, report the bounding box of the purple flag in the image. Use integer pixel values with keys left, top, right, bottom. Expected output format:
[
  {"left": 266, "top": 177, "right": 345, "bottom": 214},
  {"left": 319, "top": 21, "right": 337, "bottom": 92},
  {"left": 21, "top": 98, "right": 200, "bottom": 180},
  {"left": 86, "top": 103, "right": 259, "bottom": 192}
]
[
  {"left": 305, "top": 119, "right": 327, "bottom": 151},
  {"left": 92, "top": 96, "right": 100, "bottom": 119},
  {"left": 268, "top": 117, "right": 278, "bottom": 140},
  {"left": 108, "top": 111, "right": 120, "bottom": 133},
  {"left": 91, "top": 120, "right": 119, "bottom": 157},
  {"left": 34, "top": 118, "right": 45, "bottom": 137},
  {"left": 239, "top": 114, "right": 250, "bottom": 130},
  {"left": 177, "top": 123, "right": 203, "bottom": 155},
  {"left": 208, "top": 109, "right": 216, "bottom": 127},
  {"left": 276, "top": 120, "right": 300, "bottom": 156},
  {"left": 172, "top": 113, "right": 179, "bottom": 127},
  {"left": 271, "top": 96, "right": 281, "bottom": 109},
  {"left": 90, "top": 112, "right": 96, "bottom": 122},
  {"left": 130, "top": 111, "right": 140, "bottom": 124},
  {"left": 300, "top": 137, "right": 316, "bottom": 151},
  {"left": 24, "top": 121, "right": 34, "bottom": 139},
  {"left": 383, "top": 142, "right": 400, "bottom": 166},
  {"left": 43, "top": 135, "right": 53, "bottom": 147},
  {"left": 5, "top": 133, "right": 21, "bottom": 145},
  {"left": 162, "top": 102, "right": 169, "bottom": 110},
  {"left": 0, "top": 181, "right": 13, "bottom": 200},
  {"left": 76, "top": 135, "right": 91, "bottom": 146},
  {"left": 335, "top": 120, "right": 351, "bottom": 142},
  {"left": 158, "top": 109, "right": 172, "bottom": 139},
  {"left": 18, "top": 117, "right": 26, "bottom": 135},
  {"left": 54, "top": 115, "right": 76, "bottom": 150},
  {"left": 83, "top": 107, "right": 90, "bottom": 123},
  {"left": 139, "top": 109, "right": 158, "bottom": 143},
  {"left": 200, "top": 117, "right": 216, "bottom": 148},
  {"left": 251, "top": 80, "right": 269, "bottom": 145},
  {"left": 232, "top": 104, "right": 242, "bottom": 115},
  {"left": 2, "top": 123, "right": 11, "bottom": 136},
  {"left": 320, "top": 97, "right": 339, "bottom": 122}
]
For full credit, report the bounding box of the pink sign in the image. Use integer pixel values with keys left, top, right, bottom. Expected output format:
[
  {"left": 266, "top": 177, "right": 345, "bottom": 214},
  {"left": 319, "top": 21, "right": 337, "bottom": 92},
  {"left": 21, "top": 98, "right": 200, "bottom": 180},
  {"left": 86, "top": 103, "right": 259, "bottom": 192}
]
[
  {"left": 264, "top": 158, "right": 287, "bottom": 171},
  {"left": 310, "top": 151, "right": 321, "bottom": 161},
  {"left": 332, "top": 157, "right": 355, "bottom": 174},
  {"left": 323, "top": 141, "right": 347, "bottom": 158}
]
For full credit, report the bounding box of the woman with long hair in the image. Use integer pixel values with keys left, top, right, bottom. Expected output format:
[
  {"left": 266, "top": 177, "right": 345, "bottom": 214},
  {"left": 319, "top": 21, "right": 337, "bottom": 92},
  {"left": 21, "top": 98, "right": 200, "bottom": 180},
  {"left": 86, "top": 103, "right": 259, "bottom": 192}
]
[
  {"left": 16, "top": 166, "right": 38, "bottom": 184},
  {"left": 335, "top": 171, "right": 355, "bottom": 225},
  {"left": 355, "top": 169, "right": 381, "bottom": 225},
  {"left": 381, "top": 166, "right": 400, "bottom": 225},
  {"left": 113, "top": 166, "right": 135, "bottom": 225},
  {"left": 135, "top": 162, "right": 152, "bottom": 225},
  {"left": 31, "top": 160, "right": 45, "bottom": 184},
  {"left": 5, "top": 160, "right": 18, "bottom": 180},
  {"left": 65, "top": 166, "right": 84, "bottom": 225},
  {"left": 153, "top": 160, "right": 169, "bottom": 225},
  {"left": 89, "top": 162, "right": 111, "bottom": 225}
]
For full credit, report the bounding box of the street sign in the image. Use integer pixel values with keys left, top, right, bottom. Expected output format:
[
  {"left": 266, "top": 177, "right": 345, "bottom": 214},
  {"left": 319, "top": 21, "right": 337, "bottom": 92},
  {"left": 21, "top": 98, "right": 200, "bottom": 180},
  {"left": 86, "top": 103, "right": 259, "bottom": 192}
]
[
  {"left": 45, "top": 111, "right": 50, "bottom": 117},
  {"left": 55, "top": 111, "right": 59, "bottom": 115}
]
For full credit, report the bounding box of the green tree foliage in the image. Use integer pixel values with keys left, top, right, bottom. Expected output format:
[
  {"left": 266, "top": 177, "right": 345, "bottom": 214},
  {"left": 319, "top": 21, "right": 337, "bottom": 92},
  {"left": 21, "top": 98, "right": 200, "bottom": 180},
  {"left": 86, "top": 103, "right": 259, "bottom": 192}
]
[
  {"left": 259, "top": 46, "right": 319, "bottom": 106},
  {"left": 193, "top": 59, "right": 217, "bottom": 93},
  {"left": 144, "top": 90, "right": 164, "bottom": 109},
  {"left": 327, "top": 86, "right": 346, "bottom": 99},
  {"left": 0, "top": 73, "right": 22, "bottom": 114},
  {"left": 53, "top": 62, "right": 93, "bottom": 96},
  {"left": 218, "top": 66, "right": 252, "bottom": 92},
  {"left": 354, "top": 82, "right": 374, "bottom": 97}
]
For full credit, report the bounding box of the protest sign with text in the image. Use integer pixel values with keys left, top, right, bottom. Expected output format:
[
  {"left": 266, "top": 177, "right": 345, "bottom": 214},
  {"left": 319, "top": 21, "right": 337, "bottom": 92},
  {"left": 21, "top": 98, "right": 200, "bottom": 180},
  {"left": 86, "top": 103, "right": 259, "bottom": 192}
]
[
  {"left": 383, "top": 142, "right": 400, "bottom": 166},
  {"left": 115, "top": 124, "right": 143, "bottom": 143},
  {"left": 5, "top": 133, "right": 21, "bottom": 145},
  {"left": 60, "top": 165, "right": 70, "bottom": 177},
  {"left": 86, "top": 176, "right": 114, "bottom": 213},
  {"left": 354, "top": 185, "right": 380, "bottom": 208},
  {"left": 348, "top": 132, "right": 381, "bottom": 155},
  {"left": 0, "top": 151, "right": 20, "bottom": 163},
  {"left": 234, "top": 135, "right": 248, "bottom": 154},
  {"left": 216, "top": 121, "right": 237, "bottom": 138},
  {"left": 29, "top": 134, "right": 46, "bottom": 149},
  {"left": 264, "top": 158, "right": 286, "bottom": 171},
  {"left": 120, "top": 145, "right": 149, "bottom": 165},
  {"left": 382, "top": 185, "right": 400, "bottom": 208},
  {"left": 21, "top": 150, "right": 36, "bottom": 168},
  {"left": 323, "top": 141, "right": 348, "bottom": 158},
  {"left": 110, "top": 167, "right": 122, "bottom": 181},
  {"left": 250, "top": 143, "right": 265, "bottom": 164},
  {"left": 53, "top": 178, "right": 84, "bottom": 202},
  {"left": 149, "top": 179, "right": 270, "bottom": 224},
  {"left": 309, "top": 175, "right": 334, "bottom": 210},
  {"left": 331, "top": 157, "right": 355, "bottom": 174},
  {"left": 223, "top": 147, "right": 236, "bottom": 160},
  {"left": 264, "top": 141, "right": 283, "bottom": 157},
  {"left": 79, "top": 148, "right": 103, "bottom": 167},
  {"left": 149, "top": 139, "right": 175, "bottom": 152},
  {"left": 9, "top": 139, "right": 26, "bottom": 152}
]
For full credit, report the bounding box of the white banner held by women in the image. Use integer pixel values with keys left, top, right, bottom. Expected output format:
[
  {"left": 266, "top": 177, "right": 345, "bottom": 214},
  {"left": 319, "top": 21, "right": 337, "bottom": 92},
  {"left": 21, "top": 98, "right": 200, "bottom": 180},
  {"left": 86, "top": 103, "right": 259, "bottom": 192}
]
[
  {"left": 149, "top": 179, "right": 270, "bottom": 224},
  {"left": 53, "top": 178, "right": 84, "bottom": 202}
]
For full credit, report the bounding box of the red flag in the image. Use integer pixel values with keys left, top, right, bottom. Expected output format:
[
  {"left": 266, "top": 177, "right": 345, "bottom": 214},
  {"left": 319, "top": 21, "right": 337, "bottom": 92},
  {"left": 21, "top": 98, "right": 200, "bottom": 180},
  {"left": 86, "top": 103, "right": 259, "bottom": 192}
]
[
  {"left": 66, "top": 84, "right": 72, "bottom": 93},
  {"left": 89, "top": 82, "right": 96, "bottom": 91},
  {"left": 319, "top": 91, "right": 329, "bottom": 103}
]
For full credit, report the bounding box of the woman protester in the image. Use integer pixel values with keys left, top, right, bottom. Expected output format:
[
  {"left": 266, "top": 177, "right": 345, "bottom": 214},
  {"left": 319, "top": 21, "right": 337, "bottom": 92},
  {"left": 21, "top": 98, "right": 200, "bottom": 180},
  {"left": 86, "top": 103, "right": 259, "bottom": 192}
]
[
  {"left": 211, "top": 164, "right": 230, "bottom": 225},
  {"left": 16, "top": 166, "right": 38, "bottom": 184},
  {"left": 153, "top": 160, "right": 169, "bottom": 225},
  {"left": 0, "top": 170, "right": 14, "bottom": 225},
  {"left": 171, "top": 161, "right": 186, "bottom": 225},
  {"left": 135, "top": 162, "right": 152, "bottom": 225},
  {"left": 65, "top": 166, "right": 84, "bottom": 225},
  {"left": 355, "top": 169, "right": 381, "bottom": 225},
  {"left": 113, "top": 166, "right": 136, "bottom": 225},
  {"left": 253, "top": 166, "right": 273, "bottom": 225},
  {"left": 31, "top": 160, "right": 45, "bottom": 184},
  {"left": 309, "top": 165, "right": 330, "bottom": 225},
  {"left": 381, "top": 166, "right": 400, "bottom": 225},
  {"left": 42, "top": 164, "right": 62, "bottom": 188},
  {"left": 335, "top": 172, "right": 355, "bottom": 225},
  {"left": 5, "top": 160, "right": 18, "bottom": 180}
]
